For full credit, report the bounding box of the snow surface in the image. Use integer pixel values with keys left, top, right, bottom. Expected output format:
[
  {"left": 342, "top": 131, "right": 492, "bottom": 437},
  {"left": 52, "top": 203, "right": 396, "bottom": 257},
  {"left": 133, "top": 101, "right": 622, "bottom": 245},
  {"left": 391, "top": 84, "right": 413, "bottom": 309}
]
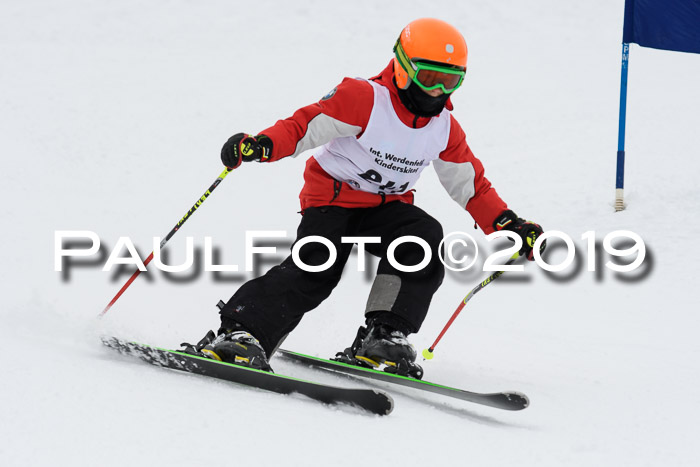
[{"left": 2, "top": 0, "right": 700, "bottom": 465}]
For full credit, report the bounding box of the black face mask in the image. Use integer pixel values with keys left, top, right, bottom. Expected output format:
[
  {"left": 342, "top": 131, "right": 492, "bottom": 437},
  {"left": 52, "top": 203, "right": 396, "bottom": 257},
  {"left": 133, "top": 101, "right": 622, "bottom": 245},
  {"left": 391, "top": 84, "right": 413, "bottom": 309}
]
[{"left": 396, "top": 80, "right": 450, "bottom": 118}]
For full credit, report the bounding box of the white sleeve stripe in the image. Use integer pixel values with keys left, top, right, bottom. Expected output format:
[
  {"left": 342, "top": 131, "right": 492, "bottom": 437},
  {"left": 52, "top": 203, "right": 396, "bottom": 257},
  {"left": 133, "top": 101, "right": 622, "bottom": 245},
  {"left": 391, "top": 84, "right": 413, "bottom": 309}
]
[
  {"left": 433, "top": 158, "right": 476, "bottom": 208},
  {"left": 290, "top": 114, "right": 363, "bottom": 158}
]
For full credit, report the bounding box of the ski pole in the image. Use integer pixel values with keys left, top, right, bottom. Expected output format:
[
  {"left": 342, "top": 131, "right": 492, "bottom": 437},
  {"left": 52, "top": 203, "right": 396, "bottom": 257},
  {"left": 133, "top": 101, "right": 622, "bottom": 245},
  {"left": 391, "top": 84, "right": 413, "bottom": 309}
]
[
  {"left": 422, "top": 252, "right": 520, "bottom": 360},
  {"left": 99, "top": 166, "right": 234, "bottom": 317}
]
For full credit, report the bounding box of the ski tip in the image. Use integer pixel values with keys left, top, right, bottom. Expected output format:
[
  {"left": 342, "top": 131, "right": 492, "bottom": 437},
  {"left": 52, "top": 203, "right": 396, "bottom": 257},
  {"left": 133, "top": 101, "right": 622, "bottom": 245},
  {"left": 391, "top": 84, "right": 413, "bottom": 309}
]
[
  {"left": 381, "top": 390, "right": 395, "bottom": 415},
  {"left": 351, "top": 389, "right": 394, "bottom": 416},
  {"left": 100, "top": 335, "right": 120, "bottom": 347},
  {"left": 504, "top": 391, "right": 530, "bottom": 410}
]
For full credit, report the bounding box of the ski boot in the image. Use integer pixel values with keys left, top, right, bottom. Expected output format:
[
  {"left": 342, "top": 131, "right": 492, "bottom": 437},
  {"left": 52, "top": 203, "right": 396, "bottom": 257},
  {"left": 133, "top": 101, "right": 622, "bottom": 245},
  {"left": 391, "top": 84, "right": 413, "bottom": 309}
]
[
  {"left": 182, "top": 329, "right": 272, "bottom": 372},
  {"left": 334, "top": 322, "right": 423, "bottom": 379}
]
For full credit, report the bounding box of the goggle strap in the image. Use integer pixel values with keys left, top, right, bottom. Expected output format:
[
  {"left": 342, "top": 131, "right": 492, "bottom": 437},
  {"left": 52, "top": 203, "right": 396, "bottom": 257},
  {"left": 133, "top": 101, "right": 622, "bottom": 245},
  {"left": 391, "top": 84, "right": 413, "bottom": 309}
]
[{"left": 394, "top": 39, "right": 416, "bottom": 79}]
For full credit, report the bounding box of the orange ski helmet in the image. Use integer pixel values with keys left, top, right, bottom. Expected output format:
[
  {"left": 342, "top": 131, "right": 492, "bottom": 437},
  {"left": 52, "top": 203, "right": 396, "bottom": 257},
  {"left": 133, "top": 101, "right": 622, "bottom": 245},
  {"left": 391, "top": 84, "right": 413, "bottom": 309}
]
[{"left": 393, "top": 18, "right": 468, "bottom": 91}]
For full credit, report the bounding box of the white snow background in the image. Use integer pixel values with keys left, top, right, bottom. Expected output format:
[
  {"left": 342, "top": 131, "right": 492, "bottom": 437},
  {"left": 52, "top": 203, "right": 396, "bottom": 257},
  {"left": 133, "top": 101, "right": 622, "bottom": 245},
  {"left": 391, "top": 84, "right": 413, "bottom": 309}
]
[{"left": 2, "top": 0, "right": 699, "bottom": 465}]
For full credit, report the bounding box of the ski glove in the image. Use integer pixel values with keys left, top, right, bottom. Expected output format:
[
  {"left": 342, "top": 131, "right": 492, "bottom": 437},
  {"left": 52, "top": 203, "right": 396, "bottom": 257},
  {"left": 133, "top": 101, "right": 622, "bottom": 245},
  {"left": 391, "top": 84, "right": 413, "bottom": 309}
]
[
  {"left": 493, "top": 210, "right": 546, "bottom": 261},
  {"left": 221, "top": 133, "right": 273, "bottom": 168}
]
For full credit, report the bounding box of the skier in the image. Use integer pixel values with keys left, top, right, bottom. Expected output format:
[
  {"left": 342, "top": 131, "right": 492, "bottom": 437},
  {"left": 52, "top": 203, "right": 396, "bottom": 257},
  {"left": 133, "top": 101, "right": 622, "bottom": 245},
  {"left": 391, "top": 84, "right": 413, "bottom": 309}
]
[{"left": 187, "top": 18, "right": 545, "bottom": 376}]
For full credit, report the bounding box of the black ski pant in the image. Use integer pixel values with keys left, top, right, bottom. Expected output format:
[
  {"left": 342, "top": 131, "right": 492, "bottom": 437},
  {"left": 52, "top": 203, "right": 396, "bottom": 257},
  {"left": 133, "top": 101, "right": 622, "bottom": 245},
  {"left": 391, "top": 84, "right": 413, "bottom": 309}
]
[{"left": 219, "top": 202, "right": 445, "bottom": 356}]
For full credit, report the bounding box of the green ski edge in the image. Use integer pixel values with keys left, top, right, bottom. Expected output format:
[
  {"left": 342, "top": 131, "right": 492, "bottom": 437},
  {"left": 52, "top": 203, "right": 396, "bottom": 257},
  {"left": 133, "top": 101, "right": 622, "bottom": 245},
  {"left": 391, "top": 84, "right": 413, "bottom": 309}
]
[
  {"left": 276, "top": 349, "right": 529, "bottom": 411},
  {"left": 101, "top": 336, "right": 393, "bottom": 416}
]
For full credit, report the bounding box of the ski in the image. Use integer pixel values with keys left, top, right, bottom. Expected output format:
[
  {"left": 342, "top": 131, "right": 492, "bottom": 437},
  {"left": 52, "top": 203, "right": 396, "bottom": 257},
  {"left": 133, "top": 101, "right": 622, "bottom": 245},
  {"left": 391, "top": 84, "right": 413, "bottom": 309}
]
[
  {"left": 101, "top": 337, "right": 393, "bottom": 416},
  {"left": 276, "top": 349, "right": 529, "bottom": 411}
]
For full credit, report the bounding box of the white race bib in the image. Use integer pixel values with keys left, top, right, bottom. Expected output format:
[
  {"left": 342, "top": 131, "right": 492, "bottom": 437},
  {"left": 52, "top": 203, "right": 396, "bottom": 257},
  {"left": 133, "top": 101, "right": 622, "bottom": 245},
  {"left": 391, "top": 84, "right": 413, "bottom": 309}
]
[{"left": 314, "top": 80, "right": 451, "bottom": 195}]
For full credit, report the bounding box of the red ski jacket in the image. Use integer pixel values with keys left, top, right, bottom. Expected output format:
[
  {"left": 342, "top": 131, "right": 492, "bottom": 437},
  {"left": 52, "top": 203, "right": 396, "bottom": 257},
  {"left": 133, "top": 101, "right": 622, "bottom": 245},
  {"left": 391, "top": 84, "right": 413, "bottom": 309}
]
[{"left": 258, "top": 61, "right": 507, "bottom": 234}]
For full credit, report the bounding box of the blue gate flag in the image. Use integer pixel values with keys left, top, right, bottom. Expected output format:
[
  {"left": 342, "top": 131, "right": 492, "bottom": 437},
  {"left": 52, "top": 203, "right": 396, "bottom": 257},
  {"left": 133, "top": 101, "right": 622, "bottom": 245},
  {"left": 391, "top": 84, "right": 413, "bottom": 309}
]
[{"left": 623, "top": 0, "right": 700, "bottom": 54}]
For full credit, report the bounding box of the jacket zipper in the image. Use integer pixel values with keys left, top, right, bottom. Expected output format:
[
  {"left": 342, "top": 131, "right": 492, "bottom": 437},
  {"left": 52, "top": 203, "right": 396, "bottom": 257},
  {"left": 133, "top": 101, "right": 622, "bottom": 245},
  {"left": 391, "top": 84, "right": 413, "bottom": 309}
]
[{"left": 330, "top": 179, "right": 342, "bottom": 204}]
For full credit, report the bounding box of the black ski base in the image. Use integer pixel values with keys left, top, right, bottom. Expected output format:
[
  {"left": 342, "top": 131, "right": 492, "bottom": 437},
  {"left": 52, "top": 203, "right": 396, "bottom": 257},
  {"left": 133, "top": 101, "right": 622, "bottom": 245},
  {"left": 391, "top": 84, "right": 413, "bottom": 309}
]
[
  {"left": 277, "top": 349, "right": 529, "bottom": 411},
  {"left": 102, "top": 336, "right": 393, "bottom": 416}
]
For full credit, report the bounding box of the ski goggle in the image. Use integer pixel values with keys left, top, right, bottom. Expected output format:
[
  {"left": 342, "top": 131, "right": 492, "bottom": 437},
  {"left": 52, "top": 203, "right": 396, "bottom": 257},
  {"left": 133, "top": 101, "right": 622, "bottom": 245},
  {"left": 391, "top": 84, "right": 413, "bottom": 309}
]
[{"left": 394, "top": 39, "right": 466, "bottom": 94}]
